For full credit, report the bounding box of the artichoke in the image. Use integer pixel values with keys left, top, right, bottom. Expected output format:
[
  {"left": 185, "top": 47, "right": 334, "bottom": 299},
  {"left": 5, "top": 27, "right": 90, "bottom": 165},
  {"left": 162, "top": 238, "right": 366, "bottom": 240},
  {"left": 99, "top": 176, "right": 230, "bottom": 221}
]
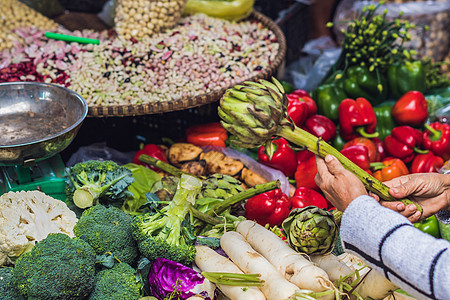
[
  {"left": 282, "top": 206, "right": 338, "bottom": 255},
  {"left": 198, "top": 174, "right": 245, "bottom": 200},
  {"left": 218, "top": 77, "right": 421, "bottom": 212}
]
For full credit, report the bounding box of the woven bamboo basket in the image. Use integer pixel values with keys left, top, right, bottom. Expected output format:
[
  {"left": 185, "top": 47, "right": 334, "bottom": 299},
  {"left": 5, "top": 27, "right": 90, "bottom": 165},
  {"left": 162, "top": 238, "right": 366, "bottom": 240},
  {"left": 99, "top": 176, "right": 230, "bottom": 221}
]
[{"left": 87, "top": 10, "right": 286, "bottom": 118}]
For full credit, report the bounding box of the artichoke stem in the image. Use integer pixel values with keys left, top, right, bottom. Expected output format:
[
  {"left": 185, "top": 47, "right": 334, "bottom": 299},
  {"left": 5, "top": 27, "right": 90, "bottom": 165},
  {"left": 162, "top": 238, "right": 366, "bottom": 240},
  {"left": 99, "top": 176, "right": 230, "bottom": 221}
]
[
  {"left": 138, "top": 154, "right": 193, "bottom": 178},
  {"left": 277, "top": 122, "right": 422, "bottom": 213},
  {"left": 207, "top": 180, "right": 280, "bottom": 217},
  {"left": 191, "top": 206, "right": 222, "bottom": 225}
]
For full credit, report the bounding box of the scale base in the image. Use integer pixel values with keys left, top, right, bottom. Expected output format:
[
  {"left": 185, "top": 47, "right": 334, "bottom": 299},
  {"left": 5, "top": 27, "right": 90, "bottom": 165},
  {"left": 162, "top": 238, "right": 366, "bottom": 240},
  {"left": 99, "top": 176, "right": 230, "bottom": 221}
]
[{"left": 0, "top": 154, "right": 67, "bottom": 201}]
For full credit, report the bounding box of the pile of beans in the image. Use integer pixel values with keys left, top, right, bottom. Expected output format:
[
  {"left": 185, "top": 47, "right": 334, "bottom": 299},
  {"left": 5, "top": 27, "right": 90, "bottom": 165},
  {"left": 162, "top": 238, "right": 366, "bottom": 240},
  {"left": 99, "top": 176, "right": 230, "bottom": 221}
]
[
  {"left": 0, "top": 0, "right": 58, "bottom": 52},
  {"left": 115, "top": 0, "right": 188, "bottom": 40},
  {"left": 0, "top": 14, "right": 280, "bottom": 107}
]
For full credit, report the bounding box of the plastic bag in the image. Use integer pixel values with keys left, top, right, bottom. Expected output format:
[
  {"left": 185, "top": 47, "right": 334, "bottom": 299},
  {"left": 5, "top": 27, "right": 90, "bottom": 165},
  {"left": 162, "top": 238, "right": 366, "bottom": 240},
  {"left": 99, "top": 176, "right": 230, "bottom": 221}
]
[
  {"left": 66, "top": 142, "right": 135, "bottom": 166},
  {"left": 97, "top": 0, "right": 115, "bottom": 27},
  {"left": 333, "top": 0, "right": 450, "bottom": 61},
  {"left": 283, "top": 36, "right": 341, "bottom": 92}
]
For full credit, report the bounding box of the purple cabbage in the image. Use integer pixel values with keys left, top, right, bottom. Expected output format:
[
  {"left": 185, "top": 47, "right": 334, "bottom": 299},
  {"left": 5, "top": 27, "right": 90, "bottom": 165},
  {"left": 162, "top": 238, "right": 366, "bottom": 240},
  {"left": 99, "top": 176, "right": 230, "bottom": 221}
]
[{"left": 148, "top": 257, "right": 213, "bottom": 300}]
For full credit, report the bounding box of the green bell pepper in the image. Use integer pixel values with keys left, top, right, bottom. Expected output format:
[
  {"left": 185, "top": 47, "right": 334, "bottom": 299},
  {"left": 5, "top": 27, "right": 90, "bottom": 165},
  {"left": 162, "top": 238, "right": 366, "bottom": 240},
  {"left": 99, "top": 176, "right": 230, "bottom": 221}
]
[
  {"left": 387, "top": 60, "right": 426, "bottom": 98},
  {"left": 313, "top": 73, "right": 347, "bottom": 122},
  {"left": 373, "top": 103, "right": 396, "bottom": 141},
  {"left": 343, "top": 65, "right": 388, "bottom": 106},
  {"left": 414, "top": 215, "right": 440, "bottom": 238},
  {"left": 280, "top": 80, "right": 295, "bottom": 94},
  {"left": 438, "top": 220, "right": 450, "bottom": 241},
  {"left": 332, "top": 126, "right": 346, "bottom": 151}
]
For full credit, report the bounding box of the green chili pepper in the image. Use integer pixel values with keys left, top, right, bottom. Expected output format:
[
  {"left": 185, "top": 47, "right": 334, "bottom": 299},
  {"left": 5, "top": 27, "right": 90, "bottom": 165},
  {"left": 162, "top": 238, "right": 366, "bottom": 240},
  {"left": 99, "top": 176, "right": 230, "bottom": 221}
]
[
  {"left": 438, "top": 220, "right": 450, "bottom": 242},
  {"left": 332, "top": 126, "right": 346, "bottom": 151},
  {"left": 387, "top": 60, "right": 426, "bottom": 98},
  {"left": 313, "top": 73, "right": 347, "bottom": 122},
  {"left": 343, "top": 65, "right": 388, "bottom": 106},
  {"left": 373, "top": 103, "right": 396, "bottom": 141},
  {"left": 414, "top": 215, "right": 440, "bottom": 238}
]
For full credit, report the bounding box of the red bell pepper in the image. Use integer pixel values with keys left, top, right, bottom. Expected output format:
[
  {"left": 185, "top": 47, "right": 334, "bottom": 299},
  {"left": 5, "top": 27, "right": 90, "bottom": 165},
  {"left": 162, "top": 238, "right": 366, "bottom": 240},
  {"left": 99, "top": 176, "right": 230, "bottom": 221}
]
[
  {"left": 383, "top": 126, "right": 428, "bottom": 163},
  {"left": 294, "top": 150, "right": 319, "bottom": 191},
  {"left": 372, "top": 137, "right": 387, "bottom": 162},
  {"left": 340, "top": 145, "right": 371, "bottom": 171},
  {"left": 391, "top": 91, "right": 428, "bottom": 128},
  {"left": 286, "top": 94, "right": 309, "bottom": 127},
  {"left": 422, "top": 122, "right": 450, "bottom": 161},
  {"left": 290, "top": 89, "right": 317, "bottom": 115},
  {"left": 132, "top": 144, "right": 168, "bottom": 171},
  {"left": 343, "top": 137, "right": 378, "bottom": 163},
  {"left": 410, "top": 153, "right": 444, "bottom": 173},
  {"left": 244, "top": 189, "right": 291, "bottom": 227},
  {"left": 372, "top": 157, "right": 409, "bottom": 182},
  {"left": 257, "top": 138, "right": 297, "bottom": 177},
  {"left": 290, "top": 187, "right": 329, "bottom": 210},
  {"left": 186, "top": 122, "right": 228, "bottom": 147},
  {"left": 302, "top": 114, "right": 336, "bottom": 142},
  {"left": 338, "top": 97, "right": 379, "bottom": 141}
]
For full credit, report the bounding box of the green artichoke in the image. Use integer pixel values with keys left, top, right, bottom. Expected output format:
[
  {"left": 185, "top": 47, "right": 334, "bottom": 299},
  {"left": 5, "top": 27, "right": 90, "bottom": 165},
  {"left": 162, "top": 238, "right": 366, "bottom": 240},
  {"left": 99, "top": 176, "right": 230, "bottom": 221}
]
[
  {"left": 217, "top": 77, "right": 421, "bottom": 212},
  {"left": 282, "top": 206, "right": 338, "bottom": 255},
  {"left": 198, "top": 174, "right": 245, "bottom": 200}
]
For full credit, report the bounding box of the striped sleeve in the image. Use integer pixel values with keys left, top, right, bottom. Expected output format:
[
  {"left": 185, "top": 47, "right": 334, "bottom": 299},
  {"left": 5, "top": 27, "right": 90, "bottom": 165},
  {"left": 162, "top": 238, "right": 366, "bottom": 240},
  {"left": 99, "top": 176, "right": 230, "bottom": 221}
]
[{"left": 340, "top": 195, "right": 450, "bottom": 300}]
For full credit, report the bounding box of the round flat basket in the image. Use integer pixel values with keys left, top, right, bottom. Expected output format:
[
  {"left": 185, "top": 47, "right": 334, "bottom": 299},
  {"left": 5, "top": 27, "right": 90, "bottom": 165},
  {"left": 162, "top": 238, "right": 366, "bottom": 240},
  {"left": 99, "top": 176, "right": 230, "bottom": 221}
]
[{"left": 88, "top": 10, "right": 286, "bottom": 118}]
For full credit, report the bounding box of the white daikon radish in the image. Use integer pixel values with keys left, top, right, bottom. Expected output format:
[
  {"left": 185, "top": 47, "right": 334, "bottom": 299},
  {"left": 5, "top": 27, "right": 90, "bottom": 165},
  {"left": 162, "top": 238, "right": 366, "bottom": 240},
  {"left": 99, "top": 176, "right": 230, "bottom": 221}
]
[
  {"left": 220, "top": 231, "right": 298, "bottom": 300},
  {"left": 194, "top": 245, "right": 266, "bottom": 300},
  {"left": 338, "top": 253, "right": 398, "bottom": 299},
  {"left": 236, "top": 220, "right": 334, "bottom": 294},
  {"left": 310, "top": 253, "right": 355, "bottom": 283}
]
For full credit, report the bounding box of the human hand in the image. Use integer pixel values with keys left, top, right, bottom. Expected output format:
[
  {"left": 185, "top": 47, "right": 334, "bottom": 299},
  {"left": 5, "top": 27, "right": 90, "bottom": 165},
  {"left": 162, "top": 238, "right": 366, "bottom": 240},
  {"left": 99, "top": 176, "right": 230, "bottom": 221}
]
[
  {"left": 315, "top": 155, "right": 367, "bottom": 211},
  {"left": 377, "top": 173, "right": 450, "bottom": 222}
]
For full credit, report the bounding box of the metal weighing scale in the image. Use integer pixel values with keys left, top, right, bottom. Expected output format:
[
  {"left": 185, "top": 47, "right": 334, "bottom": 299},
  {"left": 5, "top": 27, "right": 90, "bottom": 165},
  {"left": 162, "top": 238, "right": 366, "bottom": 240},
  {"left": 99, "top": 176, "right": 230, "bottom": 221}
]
[{"left": 0, "top": 82, "right": 88, "bottom": 201}]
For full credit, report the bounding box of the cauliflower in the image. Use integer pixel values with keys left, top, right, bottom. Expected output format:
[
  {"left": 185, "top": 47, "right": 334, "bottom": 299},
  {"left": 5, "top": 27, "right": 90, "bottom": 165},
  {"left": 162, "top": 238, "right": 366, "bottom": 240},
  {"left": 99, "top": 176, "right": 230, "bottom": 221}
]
[{"left": 0, "top": 190, "right": 78, "bottom": 266}]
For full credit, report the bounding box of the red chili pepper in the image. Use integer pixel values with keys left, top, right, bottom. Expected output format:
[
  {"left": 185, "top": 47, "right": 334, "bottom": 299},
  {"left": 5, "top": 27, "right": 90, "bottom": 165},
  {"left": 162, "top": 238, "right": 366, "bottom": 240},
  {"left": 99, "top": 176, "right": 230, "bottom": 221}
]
[
  {"left": 372, "top": 137, "right": 387, "bottom": 162},
  {"left": 422, "top": 122, "right": 450, "bottom": 161},
  {"left": 290, "top": 187, "right": 329, "bottom": 210},
  {"left": 302, "top": 114, "right": 336, "bottom": 142},
  {"left": 244, "top": 189, "right": 291, "bottom": 227},
  {"left": 294, "top": 150, "right": 319, "bottom": 191},
  {"left": 383, "top": 126, "right": 428, "bottom": 163},
  {"left": 371, "top": 157, "right": 409, "bottom": 182},
  {"left": 338, "top": 97, "right": 379, "bottom": 141},
  {"left": 340, "top": 145, "right": 371, "bottom": 171},
  {"left": 257, "top": 138, "right": 297, "bottom": 177},
  {"left": 286, "top": 94, "right": 309, "bottom": 127},
  {"left": 410, "top": 152, "right": 444, "bottom": 173},
  {"left": 391, "top": 91, "right": 428, "bottom": 128},
  {"left": 186, "top": 122, "right": 228, "bottom": 147},
  {"left": 132, "top": 144, "right": 168, "bottom": 171},
  {"left": 343, "top": 137, "right": 378, "bottom": 163}
]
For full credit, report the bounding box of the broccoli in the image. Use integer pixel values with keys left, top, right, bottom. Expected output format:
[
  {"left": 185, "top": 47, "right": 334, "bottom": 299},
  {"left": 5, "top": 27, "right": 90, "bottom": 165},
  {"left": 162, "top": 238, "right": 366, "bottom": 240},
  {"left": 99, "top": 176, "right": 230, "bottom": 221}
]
[
  {"left": 0, "top": 267, "right": 24, "bottom": 300},
  {"left": 73, "top": 205, "right": 138, "bottom": 266},
  {"left": 131, "top": 174, "right": 202, "bottom": 266},
  {"left": 88, "top": 263, "right": 141, "bottom": 300},
  {"left": 13, "top": 233, "right": 96, "bottom": 300},
  {"left": 65, "top": 160, "right": 134, "bottom": 209}
]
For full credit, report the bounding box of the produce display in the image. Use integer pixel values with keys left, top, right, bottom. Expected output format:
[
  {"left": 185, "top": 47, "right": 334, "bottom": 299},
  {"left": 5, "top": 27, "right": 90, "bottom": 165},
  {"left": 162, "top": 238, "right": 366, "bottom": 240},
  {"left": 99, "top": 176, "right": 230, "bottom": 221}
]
[{"left": 0, "top": 1, "right": 449, "bottom": 300}]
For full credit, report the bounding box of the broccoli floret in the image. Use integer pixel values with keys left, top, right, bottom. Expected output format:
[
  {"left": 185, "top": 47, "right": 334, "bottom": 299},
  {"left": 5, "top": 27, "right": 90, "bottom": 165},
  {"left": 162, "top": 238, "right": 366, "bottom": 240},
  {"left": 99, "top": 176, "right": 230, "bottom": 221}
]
[
  {"left": 65, "top": 160, "right": 134, "bottom": 209},
  {"left": 131, "top": 174, "right": 202, "bottom": 266},
  {"left": 13, "top": 233, "right": 96, "bottom": 300},
  {"left": 73, "top": 205, "right": 138, "bottom": 266},
  {"left": 88, "top": 263, "right": 141, "bottom": 300},
  {"left": 0, "top": 267, "right": 24, "bottom": 300}
]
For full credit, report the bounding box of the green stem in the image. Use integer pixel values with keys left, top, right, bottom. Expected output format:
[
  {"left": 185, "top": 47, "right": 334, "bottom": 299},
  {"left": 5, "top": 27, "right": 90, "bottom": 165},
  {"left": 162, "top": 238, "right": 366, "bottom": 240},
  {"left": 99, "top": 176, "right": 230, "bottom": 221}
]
[
  {"left": 207, "top": 180, "right": 280, "bottom": 217},
  {"left": 356, "top": 126, "right": 379, "bottom": 138},
  {"left": 370, "top": 162, "right": 386, "bottom": 171},
  {"left": 424, "top": 123, "right": 442, "bottom": 141},
  {"left": 138, "top": 154, "right": 192, "bottom": 178},
  {"left": 191, "top": 206, "right": 222, "bottom": 225},
  {"left": 277, "top": 122, "right": 422, "bottom": 212},
  {"left": 201, "top": 272, "right": 264, "bottom": 286},
  {"left": 413, "top": 147, "right": 429, "bottom": 154}
]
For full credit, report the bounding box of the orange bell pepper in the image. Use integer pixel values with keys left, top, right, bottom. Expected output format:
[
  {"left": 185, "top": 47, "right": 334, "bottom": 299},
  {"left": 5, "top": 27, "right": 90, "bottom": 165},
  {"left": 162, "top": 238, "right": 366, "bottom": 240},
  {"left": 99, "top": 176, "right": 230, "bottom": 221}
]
[
  {"left": 186, "top": 122, "right": 228, "bottom": 147},
  {"left": 371, "top": 157, "right": 409, "bottom": 182}
]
